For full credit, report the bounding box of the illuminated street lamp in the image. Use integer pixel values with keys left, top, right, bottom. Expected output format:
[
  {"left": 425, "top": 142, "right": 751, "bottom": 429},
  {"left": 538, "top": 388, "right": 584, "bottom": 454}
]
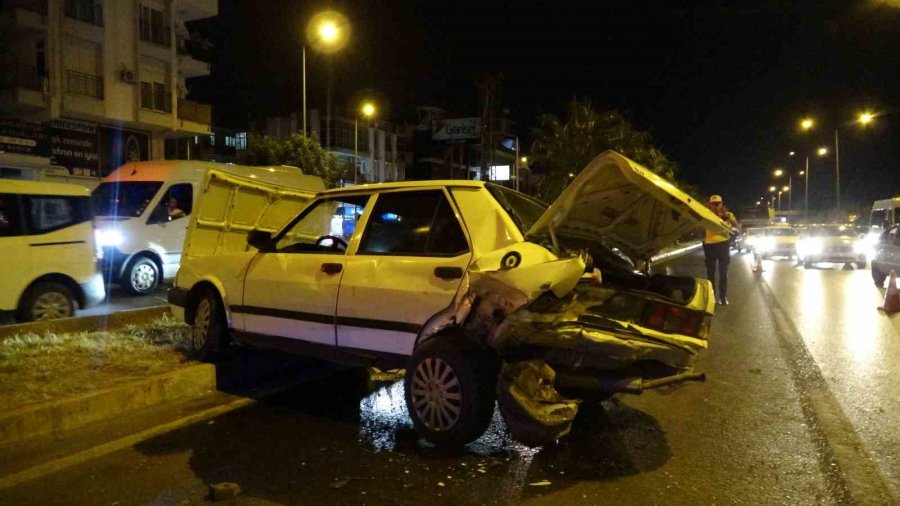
[
  {"left": 773, "top": 168, "right": 784, "bottom": 177},
  {"left": 858, "top": 111, "right": 875, "bottom": 126},
  {"left": 303, "top": 11, "right": 350, "bottom": 142},
  {"left": 800, "top": 117, "right": 814, "bottom": 131},
  {"left": 354, "top": 101, "right": 376, "bottom": 184},
  {"left": 817, "top": 146, "right": 828, "bottom": 156}
]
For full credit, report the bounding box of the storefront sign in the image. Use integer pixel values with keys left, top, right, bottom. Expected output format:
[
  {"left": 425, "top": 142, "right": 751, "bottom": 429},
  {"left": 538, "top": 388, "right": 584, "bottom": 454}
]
[
  {"left": 0, "top": 119, "right": 49, "bottom": 156},
  {"left": 432, "top": 117, "right": 481, "bottom": 142},
  {"left": 48, "top": 119, "right": 99, "bottom": 176}
]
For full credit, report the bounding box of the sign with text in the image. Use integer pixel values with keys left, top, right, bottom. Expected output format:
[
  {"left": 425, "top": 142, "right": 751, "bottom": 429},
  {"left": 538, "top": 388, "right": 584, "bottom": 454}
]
[
  {"left": 432, "top": 117, "right": 480, "bottom": 142},
  {"left": 0, "top": 119, "right": 49, "bottom": 157},
  {"left": 48, "top": 119, "right": 99, "bottom": 176}
]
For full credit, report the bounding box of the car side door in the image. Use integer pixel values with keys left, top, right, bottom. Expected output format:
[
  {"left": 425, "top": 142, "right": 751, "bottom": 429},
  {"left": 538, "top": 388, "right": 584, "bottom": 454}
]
[
  {"left": 239, "top": 195, "right": 369, "bottom": 346},
  {"left": 0, "top": 193, "right": 29, "bottom": 311},
  {"left": 336, "top": 189, "right": 472, "bottom": 356}
]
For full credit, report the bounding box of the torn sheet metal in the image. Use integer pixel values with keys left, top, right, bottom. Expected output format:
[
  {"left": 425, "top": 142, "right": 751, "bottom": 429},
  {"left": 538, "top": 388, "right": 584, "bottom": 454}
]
[{"left": 497, "top": 360, "right": 580, "bottom": 447}]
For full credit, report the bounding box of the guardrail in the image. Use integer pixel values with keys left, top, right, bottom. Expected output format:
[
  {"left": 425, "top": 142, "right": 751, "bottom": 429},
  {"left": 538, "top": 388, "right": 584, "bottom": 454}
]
[{"left": 178, "top": 98, "right": 211, "bottom": 124}]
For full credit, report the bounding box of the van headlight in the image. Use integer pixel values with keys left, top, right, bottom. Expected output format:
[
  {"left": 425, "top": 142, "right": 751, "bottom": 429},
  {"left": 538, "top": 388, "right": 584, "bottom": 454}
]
[{"left": 95, "top": 229, "right": 124, "bottom": 247}]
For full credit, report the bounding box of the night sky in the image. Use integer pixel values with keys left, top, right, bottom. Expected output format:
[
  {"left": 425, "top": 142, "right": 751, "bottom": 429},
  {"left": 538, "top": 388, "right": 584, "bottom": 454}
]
[{"left": 192, "top": 0, "right": 900, "bottom": 211}]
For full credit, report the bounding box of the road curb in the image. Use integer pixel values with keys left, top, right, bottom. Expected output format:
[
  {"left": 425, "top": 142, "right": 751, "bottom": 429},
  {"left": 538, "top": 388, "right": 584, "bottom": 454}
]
[
  {"left": 0, "top": 306, "right": 169, "bottom": 341},
  {"left": 0, "top": 363, "right": 215, "bottom": 447}
]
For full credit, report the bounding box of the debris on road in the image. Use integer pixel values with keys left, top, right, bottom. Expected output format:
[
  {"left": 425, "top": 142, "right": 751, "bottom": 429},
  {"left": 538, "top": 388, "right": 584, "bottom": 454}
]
[
  {"left": 529, "top": 480, "right": 552, "bottom": 487},
  {"left": 209, "top": 482, "right": 241, "bottom": 501}
]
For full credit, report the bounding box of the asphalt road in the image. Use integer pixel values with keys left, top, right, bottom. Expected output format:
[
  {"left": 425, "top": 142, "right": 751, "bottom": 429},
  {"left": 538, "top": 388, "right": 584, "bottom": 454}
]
[
  {"left": 2, "top": 251, "right": 898, "bottom": 505},
  {"left": 78, "top": 284, "right": 169, "bottom": 317}
]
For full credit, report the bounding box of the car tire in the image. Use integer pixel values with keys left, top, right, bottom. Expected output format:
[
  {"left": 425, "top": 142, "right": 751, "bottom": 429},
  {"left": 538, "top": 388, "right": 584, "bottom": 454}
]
[
  {"left": 856, "top": 261, "right": 867, "bottom": 270},
  {"left": 872, "top": 265, "right": 887, "bottom": 287},
  {"left": 18, "top": 282, "right": 75, "bottom": 322},
  {"left": 191, "top": 288, "right": 228, "bottom": 362},
  {"left": 122, "top": 256, "right": 160, "bottom": 295},
  {"left": 404, "top": 333, "right": 498, "bottom": 447}
]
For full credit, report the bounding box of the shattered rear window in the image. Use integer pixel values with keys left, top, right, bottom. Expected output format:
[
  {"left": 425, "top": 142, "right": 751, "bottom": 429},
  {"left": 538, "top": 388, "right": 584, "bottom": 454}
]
[{"left": 485, "top": 183, "right": 547, "bottom": 234}]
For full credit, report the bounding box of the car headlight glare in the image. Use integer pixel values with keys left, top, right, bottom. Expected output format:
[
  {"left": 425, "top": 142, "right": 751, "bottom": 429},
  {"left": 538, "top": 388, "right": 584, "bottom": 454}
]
[
  {"left": 798, "top": 238, "right": 823, "bottom": 256},
  {"left": 757, "top": 238, "right": 775, "bottom": 252},
  {"left": 95, "top": 229, "right": 124, "bottom": 247}
]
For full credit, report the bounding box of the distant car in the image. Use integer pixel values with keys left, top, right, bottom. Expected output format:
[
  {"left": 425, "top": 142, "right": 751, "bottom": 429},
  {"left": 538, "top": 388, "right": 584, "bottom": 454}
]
[
  {"left": 741, "top": 227, "right": 763, "bottom": 254},
  {"left": 871, "top": 225, "right": 900, "bottom": 286},
  {"left": 796, "top": 224, "right": 867, "bottom": 269},
  {"left": 753, "top": 225, "right": 798, "bottom": 260},
  {"left": 169, "top": 151, "right": 731, "bottom": 447},
  {"left": 0, "top": 180, "right": 105, "bottom": 322}
]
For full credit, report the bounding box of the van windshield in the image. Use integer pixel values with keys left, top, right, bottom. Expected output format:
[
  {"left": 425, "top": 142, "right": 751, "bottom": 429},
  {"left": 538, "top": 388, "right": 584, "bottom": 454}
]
[{"left": 92, "top": 182, "right": 163, "bottom": 218}]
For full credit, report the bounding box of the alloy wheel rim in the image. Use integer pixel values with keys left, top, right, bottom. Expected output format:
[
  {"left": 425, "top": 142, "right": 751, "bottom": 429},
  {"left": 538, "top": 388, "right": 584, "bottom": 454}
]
[
  {"left": 32, "top": 292, "right": 71, "bottom": 320},
  {"left": 131, "top": 263, "right": 156, "bottom": 292},
  {"left": 410, "top": 357, "right": 462, "bottom": 432},
  {"left": 193, "top": 298, "right": 211, "bottom": 351}
]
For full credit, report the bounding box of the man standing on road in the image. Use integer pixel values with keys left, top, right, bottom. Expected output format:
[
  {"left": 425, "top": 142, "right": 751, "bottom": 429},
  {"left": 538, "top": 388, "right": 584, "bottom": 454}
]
[{"left": 703, "top": 195, "right": 740, "bottom": 305}]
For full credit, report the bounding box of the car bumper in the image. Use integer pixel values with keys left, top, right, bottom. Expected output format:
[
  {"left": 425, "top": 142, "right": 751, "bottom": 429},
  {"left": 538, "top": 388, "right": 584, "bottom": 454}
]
[
  {"left": 757, "top": 245, "right": 796, "bottom": 256},
  {"left": 80, "top": 273, "right": 107, "bottom": 308},
  {"left": 803, "top": 252, "right": 866, "bottom": 263}
]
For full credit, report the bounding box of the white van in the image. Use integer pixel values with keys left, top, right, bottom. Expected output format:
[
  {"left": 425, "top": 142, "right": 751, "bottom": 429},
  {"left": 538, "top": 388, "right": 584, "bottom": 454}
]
[
  {"left": 91, "top": 160, "right": 325, "bottom": 294},
  {"left": 0, "top": 153, "right": 99, "bottom": 190},
  {"left": 869, "top": 197, "right": 900, "bottom": 233},
  {"left": 0, "top": 179, "right": 105, "bottom": 322}
]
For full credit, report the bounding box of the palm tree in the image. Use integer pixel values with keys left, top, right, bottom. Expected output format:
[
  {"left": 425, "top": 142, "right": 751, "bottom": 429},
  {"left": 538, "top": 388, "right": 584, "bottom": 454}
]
[{"left": 530, "top": 100, "right": 678, "bottom": 201}]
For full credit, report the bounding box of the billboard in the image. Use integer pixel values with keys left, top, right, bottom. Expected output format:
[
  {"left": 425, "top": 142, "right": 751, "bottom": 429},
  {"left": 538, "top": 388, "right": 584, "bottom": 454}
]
[{"left": 432, "top": 117, "right": 480, "bottom": 142}]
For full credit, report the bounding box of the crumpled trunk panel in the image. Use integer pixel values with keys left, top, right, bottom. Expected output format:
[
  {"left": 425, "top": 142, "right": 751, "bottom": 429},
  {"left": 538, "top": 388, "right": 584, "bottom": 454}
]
[{"left": 497, "top": 360, "right": 580, "bottom": 447}]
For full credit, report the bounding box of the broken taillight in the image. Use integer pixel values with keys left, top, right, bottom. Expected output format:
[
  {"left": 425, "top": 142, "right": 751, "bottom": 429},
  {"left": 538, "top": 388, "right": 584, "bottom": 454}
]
[{"left": 641, "top": 301, "right": 706, "bottom": 338}]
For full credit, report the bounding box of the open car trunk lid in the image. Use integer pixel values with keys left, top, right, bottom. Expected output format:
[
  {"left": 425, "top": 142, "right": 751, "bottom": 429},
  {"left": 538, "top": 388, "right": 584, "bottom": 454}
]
[
  {"left": 183, "top": 169, "right": 322, "bottom": 258},
  {"left": 526, "top": 151, "right": 732, "bottom": 263}
]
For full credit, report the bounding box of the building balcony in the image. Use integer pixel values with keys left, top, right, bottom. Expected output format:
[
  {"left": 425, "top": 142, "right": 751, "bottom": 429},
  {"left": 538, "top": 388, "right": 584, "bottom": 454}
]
[
  {"left": 139, "top": 19, "right": 170, "bottom": 47},
  {"left": 65, "top": 70, "right": 103, "bottom": 99},
  {"left": 176, "top": 98, "right": 211, "bottom": 134},
  {"left": 178, "top": 0, "right": 216, "bottom": 22},
  {"left": 0, "top": 63, "right": 47, "bottom": 115},
  {"left": 0, "top": 0, "right": 47, "bottom": 33}
]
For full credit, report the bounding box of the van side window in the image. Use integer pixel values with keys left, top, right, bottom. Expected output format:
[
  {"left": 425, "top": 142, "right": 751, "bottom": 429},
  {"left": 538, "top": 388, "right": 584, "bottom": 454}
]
[
  {"left": 24, "top": 196, "right": 91, "bottom": 234},
  {"left": 148, "top": 183, "right": 193, "bottom": 224},
  {"left": 0, "top": 194, "right": 22, "bottom": 237}
]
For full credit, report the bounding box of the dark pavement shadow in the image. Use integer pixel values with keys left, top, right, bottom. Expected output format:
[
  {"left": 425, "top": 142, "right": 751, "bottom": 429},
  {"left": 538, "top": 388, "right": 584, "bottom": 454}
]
[{"left": 135, "top": 368, "right": 671, "bottom": 505}]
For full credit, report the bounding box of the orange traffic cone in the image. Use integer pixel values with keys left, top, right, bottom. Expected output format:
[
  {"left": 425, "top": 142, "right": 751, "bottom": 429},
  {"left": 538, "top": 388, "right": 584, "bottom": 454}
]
[{"left": 880, "top": 270, "right": 900, "bottom": 314}]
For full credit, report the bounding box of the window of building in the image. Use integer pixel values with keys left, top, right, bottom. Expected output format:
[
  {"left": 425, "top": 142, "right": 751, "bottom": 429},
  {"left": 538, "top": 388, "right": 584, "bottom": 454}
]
[
  {"left": 139, "top": 58, "right": 170, "bottom": 112},
  {"left": 65, "top": 0, "right": 103, "bottom": 26},
  {"left": 235, "top": 132, "right": 247, "bottom": 150},
  {"left": 140, "top": 4, "right": 169, "bottom": 46},
  {"left": 209, "top": 132, "right": 215, "bottom": 145},
  {"left": 64, "top": 36, "right": 102, "bottom": 98},
  {"left": 225, "top": 136, "right": 235, "bottom": 147},
  {"left": 359, "top": 191, "right": 468, "bottom": 256}
]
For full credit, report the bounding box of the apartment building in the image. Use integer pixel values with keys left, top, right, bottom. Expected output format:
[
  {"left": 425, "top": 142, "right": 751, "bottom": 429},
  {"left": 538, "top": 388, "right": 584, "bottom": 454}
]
[{"left": 0, "top": 0, "right": 215, "bottom": 183}]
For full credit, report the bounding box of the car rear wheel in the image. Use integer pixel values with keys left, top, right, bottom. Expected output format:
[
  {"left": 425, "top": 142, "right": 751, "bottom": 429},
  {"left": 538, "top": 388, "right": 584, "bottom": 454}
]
[
  {"left": 872, "top": 265, "right": 887, "bottom": 287},
  {"left": 122, "top": 256, "right": 160, "bottom": 295},
  {"left": 191, "top": 288, "right": 228, "bottom": 362},
  {"left": 18, "top": 282, "right": 75, "bottom": 322},
  {"left": 404, "top": 334, "right": 497, "bottom": 447}
]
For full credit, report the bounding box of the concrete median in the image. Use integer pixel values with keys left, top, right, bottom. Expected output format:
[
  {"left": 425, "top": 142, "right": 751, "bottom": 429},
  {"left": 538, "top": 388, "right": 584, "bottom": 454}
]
[
  {"left": 0, "top": 363, "right": 215, "bottom": 447},
  {"left": 0, "top": 306, "right": 169, "bottom": 341}
]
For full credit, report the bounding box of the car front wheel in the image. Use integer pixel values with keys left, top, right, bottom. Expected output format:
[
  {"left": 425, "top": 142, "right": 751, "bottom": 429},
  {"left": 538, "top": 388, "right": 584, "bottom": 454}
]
[
  {"left": 404, "top": 334, "right": 497, "bottom": 447},
  {"left": 122, "top": 256, "right": 160, "bottom": 295},
  {"left": 19, "top": 282, "right": 75, "bottom": 322},
  {"left": 191, "top": 288, "right": 228, "bottom": 361},
  {"left": 872, "top": 264, "right": 887, "bottom": 287}
]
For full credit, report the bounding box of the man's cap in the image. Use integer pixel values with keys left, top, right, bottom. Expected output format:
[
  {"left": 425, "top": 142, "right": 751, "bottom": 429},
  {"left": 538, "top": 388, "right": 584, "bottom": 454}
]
[{"left": 709, "top": 195, "right": 723, "bottom": 204}]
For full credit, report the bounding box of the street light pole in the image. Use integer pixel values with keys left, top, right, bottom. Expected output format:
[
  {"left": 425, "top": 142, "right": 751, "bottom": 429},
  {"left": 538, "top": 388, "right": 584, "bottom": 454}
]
[
  {"left": 804, "top": 155, "right": 809, "bottom": 223},
  {"left": 834, "top": 127, "right": 840, "bottom": 212},
  {"left": 301, "top": 45, "right": 306, "bottom": 136},
  {"left": 354, "top": 114, "right": 358, "bottom": 184}
]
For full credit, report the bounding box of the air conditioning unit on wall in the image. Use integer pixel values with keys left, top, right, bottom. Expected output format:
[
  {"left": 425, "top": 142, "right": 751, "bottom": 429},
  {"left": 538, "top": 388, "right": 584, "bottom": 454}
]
[{"left": 119, "top": 69, "right": 136, "bottom": 83}]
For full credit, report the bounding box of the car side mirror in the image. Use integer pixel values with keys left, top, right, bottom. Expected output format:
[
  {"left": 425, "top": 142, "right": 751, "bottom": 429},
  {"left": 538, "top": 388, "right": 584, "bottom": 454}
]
[{"left": 248, "top": 229, "right": 274, "bottom": 251}]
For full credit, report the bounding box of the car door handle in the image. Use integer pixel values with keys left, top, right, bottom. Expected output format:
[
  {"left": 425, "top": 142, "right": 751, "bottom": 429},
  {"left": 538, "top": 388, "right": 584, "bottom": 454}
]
[
  {"left": 321, "top": 263, "right": 343, "bottom": 274},
  {"left": 434, "top": 266, "right": 463, "bottom": 280}
]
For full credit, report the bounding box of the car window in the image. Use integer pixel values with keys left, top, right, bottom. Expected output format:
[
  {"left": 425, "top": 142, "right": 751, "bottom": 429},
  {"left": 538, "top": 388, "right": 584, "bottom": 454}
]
[
  {"left": 0, "top": 194, "right": 22, "bottom": 237},
  {"left": 892, "top": 226, "right": 900, "bottom": 246},
  {"left": 148, "top": 183, "right": 193, "bottom": 224},
  {"left": 766, "top": 228, "right": 796, "bottom": 237},
  {"left": 486, "top": 183, "right": 547, "bottom": 234},
  {"left": 24, "top": 195, "right": 92, "bottom": 234},
  {"left": 274, "top": 195, "right": 368, "bottom": 254},
  {"left": 360, "top": 190, "right": 469, "bottom": 256}
]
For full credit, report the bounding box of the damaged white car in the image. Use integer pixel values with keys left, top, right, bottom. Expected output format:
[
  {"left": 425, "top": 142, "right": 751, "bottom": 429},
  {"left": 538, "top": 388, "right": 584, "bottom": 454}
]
[{"left": 169, "top": 150, "right": 730, "bottom": 447}]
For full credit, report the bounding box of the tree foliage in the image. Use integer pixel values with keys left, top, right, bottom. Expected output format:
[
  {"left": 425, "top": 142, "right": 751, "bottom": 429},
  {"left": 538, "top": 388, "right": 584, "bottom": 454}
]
[
  {"left": 530, "top": 100, "right": 679, "bottom": 201},
  {"left": 237, "top": 133, "right": 345, "bottom": 188}
]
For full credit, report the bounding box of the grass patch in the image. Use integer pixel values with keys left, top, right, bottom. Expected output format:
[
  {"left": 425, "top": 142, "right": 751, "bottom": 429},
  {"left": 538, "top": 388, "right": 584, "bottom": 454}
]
[{"left": 0, "top": 315, "right": 196, "bottom": 410}]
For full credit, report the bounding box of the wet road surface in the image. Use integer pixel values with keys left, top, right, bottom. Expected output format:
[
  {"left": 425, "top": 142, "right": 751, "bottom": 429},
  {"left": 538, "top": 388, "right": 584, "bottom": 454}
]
[
  {"left": 79, "top": 284, "right": 169, "bottom": 317},
  {"left": 1, "top": 251, "right": 897, "bottom": 504}
]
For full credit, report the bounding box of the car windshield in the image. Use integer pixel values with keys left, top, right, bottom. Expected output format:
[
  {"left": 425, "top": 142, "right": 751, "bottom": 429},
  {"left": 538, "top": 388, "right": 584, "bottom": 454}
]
[
  {"left": 485, "top": 183, "right": 547, "bottom": 235},
  {"left": 767, "top": 228, "right": 796, "bottom": 236},
  {"left": 92, "top": 182, "right": 163, "bottom": 218},
  {"left": 807, "top": 226, "right": 854, "bottom": 237}
]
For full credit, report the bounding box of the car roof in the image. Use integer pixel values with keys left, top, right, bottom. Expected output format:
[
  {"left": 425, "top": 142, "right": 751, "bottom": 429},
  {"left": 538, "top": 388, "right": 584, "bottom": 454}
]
[
  {"left": 320, "top": 179, "right": 489, "bottom": 196},
  {"left": 103, "top": 160, "right": 324, "bottom": 191},
  {"left": 0, "top": 179, "right": 91, "bottom": 197}
]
